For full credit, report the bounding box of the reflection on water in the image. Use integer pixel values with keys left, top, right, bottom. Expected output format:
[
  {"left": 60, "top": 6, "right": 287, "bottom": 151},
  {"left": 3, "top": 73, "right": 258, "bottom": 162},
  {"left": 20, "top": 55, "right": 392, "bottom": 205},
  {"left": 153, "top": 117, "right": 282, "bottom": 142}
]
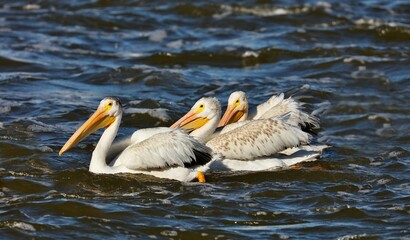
[{"left": 1, "top": 0, "right": 409, "bottom": 238}]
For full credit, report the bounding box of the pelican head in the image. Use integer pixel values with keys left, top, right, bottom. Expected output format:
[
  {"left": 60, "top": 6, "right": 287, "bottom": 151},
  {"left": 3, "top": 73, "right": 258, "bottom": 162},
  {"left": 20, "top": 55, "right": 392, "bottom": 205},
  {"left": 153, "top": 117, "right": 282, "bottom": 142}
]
[
  {"left": 218, "top": 91, "right": 248, "bottom": 127},
  {"left": 171, "top": 97, "right": 221, "bottom": 142},
  {"left": 59, "top": 97, "right": 122, "bottom": 156}
]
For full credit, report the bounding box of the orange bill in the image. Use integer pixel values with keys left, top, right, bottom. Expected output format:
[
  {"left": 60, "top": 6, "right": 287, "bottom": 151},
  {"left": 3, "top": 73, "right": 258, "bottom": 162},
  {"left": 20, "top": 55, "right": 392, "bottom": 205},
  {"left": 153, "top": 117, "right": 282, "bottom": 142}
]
[
  {"left": 170, "top": 110, "right": 209, "bottom": 132},
  {"left": 59, "top": 106, "right": 115, "bottom": 156},
  {"left": 218, "top": 105, "right": 245, "bottom": 127}
]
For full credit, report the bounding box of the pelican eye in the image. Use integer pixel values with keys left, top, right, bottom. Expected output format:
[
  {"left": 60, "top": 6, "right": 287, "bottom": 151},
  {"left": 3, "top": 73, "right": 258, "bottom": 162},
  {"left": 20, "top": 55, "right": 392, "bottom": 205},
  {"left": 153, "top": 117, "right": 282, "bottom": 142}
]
[
  {"left": 195, "top": 104, "right": 205, "bottom": 114},
  {"left": 236, "top": 99, "right": 240, "bottom": 103}
]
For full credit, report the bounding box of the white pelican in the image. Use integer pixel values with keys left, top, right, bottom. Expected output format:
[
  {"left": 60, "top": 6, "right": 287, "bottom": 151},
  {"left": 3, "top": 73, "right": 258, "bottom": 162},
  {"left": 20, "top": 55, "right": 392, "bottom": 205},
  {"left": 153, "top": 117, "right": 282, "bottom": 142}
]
[
  {"left": 171, "top": 97, "right": 222, "bottom": 144},
  {"left": 171, "top": 97, "right": 316, "bottom": 171},
  {"left": 59, "top": 97, "right": 213, "bottom": 182},
  {"left": 218, "top": 91, "right": 320, "bottom": 131}
]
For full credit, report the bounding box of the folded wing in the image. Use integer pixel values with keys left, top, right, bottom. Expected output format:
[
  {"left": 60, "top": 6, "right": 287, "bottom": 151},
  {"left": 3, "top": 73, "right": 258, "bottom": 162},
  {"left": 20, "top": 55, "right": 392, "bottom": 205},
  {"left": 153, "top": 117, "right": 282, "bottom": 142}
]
[
  {"left": 113, "top": 129, "right": 212, "bottom": 170},
  {"left": 206, "top": 118, "right": 311, "bottom": 160}
]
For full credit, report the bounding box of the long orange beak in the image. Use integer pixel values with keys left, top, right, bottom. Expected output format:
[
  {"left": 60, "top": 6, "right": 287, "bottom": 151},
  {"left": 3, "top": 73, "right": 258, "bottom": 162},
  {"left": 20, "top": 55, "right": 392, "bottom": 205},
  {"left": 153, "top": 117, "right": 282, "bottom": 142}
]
[
  {"left": 170, "top": 110, "right": 209, "bottom": 132},
  {"left": 218, "top": 105, "right": 245, "bottom": 127},
  {"left": 59, "top": 106, "right": 116, "bottom": 156}
]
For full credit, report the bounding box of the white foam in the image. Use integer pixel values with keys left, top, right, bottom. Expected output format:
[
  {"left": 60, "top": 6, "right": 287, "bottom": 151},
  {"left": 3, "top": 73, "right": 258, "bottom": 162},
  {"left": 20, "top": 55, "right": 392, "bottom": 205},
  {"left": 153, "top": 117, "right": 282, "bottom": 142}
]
[
  {"left": 0, "top": 106, "right": 11, "bottom": 113},
  {"left": 27, "top": 124, "right": 57, "bottom": 133},
  {"left": 242, "top": 51, "right": 259, "bottom": 58},
  {"left": 377, "top": 178, "right": 391, "bottom": 185},
  {"left": 11, "top": 222, "right": 36, "bottom": 232},
  {"left": 388, "top": 151, "right": 401, "bottom": 158},
  {"left": 256, "top": 211, "right": 267, "bottom": 216},
  {"left": 344, "top": 56, "right": 391, "bottom": 64},
  {"left": 39, "top": 146, "right": 53, "bottom": 153},
  {"left": 386, "top": 205, "right": 405, "bottom": 211},
  {"left": 161, "top": 230, "right": 178, "bottom": 237},
  {"left": 148, "top": 30, "right": 167, "bottom": 42},
  {"left": 161, "top": 199, "right": 171, "bottom": 205},
  {"left": 221, "top": 5, "right": 292, "bottom": 16},
  {"left": 220, "top": 2, "right": 333, "bottom": 17},
  {"left": 368, "top": 114, "right": 390, "bottom": 122},
  {"left": 118, "top": 52, "right": 144, "bottom": 58},
  {"left": 355, "top": 18, "right": 399, "bottom": 28},
  {"left": 213, "top": 9, "right": 232, "bottom": 19},
  {"left": 124, "top": 108, "right": 170, "bottom": 122},
  {"left": 316, "top": 1, "right": 332, "bottom": 9},
  {"left": 343, "top": 57, "right": 365, "bottom": 64},
  {"left": 337, "top": 234, "right": 370, "bottom": 240},
  {"left": 23, "top": 4, "right": 40, "bottom": 10},
  {"left": 167, "top": 40, "right": 183, "bottom": 49},
  {"left": 128, "top": 100, "right": 143, "bottom": 105}
]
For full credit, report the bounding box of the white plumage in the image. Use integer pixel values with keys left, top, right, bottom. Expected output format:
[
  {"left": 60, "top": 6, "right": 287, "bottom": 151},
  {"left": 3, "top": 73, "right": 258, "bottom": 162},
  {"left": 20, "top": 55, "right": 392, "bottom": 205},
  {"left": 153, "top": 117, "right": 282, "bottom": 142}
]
[
  {"left": 219, "top": 91, "right": 320, "bottom": 129},
  {"left": 59, "top": 97, "right": 213, "bottom": 182},
  {"left": 113, "top": 128, "right": 211, "bottom": 170},
  {"left": 251, "top": 93, "right": 320, "bottom": 129},
  {"left": 171, "top": 97, "right": 322, "bottom": 172},
  {"left": 207, "top": 118, "right": 311, "bottom": 160}
]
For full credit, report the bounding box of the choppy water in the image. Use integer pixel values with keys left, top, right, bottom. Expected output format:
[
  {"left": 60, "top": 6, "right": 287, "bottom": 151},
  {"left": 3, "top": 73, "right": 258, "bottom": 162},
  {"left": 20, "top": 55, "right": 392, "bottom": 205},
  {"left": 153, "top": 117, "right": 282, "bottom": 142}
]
[{"left": 1, "top": 0, "right": 409, "bottom": 239}]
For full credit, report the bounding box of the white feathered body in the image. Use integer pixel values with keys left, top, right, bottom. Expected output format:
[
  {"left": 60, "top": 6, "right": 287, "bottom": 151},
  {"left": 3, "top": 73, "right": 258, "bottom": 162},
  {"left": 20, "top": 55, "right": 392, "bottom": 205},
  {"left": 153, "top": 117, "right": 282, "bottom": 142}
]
[
  {"left": 93, "top": 126, "right": 214, "bottom": 181},
  {"left": 206, "top": 118, "right": 318, "bottom": 171}
]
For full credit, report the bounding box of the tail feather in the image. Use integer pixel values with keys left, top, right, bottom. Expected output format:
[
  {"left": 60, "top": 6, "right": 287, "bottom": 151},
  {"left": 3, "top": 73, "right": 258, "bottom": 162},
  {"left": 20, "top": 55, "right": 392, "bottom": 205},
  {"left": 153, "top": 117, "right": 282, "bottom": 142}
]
[{"left": 183, "top": 143, "right": 213, "bottom": 168}]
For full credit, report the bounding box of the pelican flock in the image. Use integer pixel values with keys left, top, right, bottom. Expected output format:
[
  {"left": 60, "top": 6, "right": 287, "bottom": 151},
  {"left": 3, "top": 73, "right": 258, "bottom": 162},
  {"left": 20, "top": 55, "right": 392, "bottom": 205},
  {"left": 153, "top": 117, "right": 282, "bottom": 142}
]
[
  {"left": 170, "top": 96, "right": 325, "bottom": 172},
  {"left": 60, "top": 91, "right": 327, "bottom": 181},
  {"left": 59, "top": 97, "right": 214, "bottom": 182}
]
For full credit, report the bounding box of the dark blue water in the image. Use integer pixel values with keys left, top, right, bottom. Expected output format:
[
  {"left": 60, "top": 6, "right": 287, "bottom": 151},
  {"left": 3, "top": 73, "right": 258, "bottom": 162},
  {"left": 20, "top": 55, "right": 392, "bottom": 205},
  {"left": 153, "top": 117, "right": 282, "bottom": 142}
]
[{"left": 1, "top": 0, "right": 409, "bottom": 239}]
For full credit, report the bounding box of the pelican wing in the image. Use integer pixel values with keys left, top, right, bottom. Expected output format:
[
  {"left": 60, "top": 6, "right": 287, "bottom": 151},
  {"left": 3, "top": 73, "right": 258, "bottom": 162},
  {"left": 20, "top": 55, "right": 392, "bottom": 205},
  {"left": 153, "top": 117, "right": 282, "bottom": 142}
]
[
  {"left": 107, "top": 127, "right": 172, "bottom": 161},
  {"left": 114, "top": 129, "right": 212, "bottom": 170},
  {"left": 248, "top": 93, "right": 286, "bottom": 120},
  {"left": 250, "top": 93, "right": 320, "bottom": 128},
  {"left": 206, "top": 118, "right": 311, "bottom": 160},
  {"left": 107, "top": 137, "right": 132, "bottom": 162},
  {"left": 130, "top": 127, "right": 173, "bottom": 144}
]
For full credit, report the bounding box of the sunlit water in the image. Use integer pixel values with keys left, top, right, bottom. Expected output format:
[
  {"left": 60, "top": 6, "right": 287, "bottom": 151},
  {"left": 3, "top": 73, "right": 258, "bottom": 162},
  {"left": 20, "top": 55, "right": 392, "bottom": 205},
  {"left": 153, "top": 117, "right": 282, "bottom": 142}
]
[{"left": 1, "top": 0, "right": 409, "bottom": 239}]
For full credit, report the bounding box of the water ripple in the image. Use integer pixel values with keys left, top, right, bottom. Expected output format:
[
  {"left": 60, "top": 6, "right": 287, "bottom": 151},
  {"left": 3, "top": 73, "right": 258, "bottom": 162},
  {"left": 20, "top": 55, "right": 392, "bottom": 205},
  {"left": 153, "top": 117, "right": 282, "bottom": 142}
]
[{"left": 0, "top": 0, "right": 409, "bottom": 239}]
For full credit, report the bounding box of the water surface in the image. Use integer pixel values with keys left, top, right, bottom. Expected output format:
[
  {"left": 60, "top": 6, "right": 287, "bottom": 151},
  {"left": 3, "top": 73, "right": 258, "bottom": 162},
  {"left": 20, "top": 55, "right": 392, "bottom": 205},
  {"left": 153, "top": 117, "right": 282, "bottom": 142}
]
[{"left": 1, "top": 0, "right": 409, "bottom": 239}]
